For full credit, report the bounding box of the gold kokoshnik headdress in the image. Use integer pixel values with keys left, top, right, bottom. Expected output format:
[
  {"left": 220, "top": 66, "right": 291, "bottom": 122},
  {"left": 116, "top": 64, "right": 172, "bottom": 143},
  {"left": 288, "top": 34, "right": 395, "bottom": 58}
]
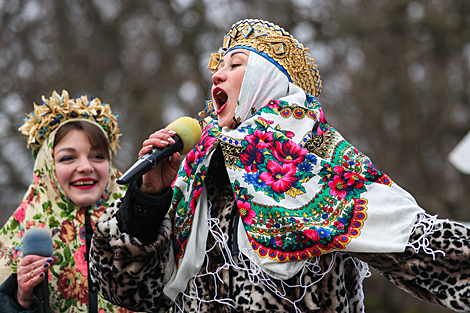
[
  {"left": 208, "top": 19, "right": 322, "bottom": 98},
  {"left": 19, "top": 90, "right": 120, "bottom": 156}
]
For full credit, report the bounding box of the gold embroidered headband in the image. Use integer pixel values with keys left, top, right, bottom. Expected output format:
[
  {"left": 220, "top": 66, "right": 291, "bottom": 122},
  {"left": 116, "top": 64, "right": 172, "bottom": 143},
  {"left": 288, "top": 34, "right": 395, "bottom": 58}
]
[
  {"left": 19, "top": 90, "right": 120, "bottom": 156},
  {"left": 208, "top": 19, "right": 322, "bottom": 98}
]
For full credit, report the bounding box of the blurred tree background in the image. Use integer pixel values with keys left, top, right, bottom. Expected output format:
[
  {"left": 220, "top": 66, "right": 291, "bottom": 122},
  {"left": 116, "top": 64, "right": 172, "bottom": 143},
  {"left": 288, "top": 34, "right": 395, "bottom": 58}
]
[{"left": 1, "top": 0, "right": 469, "bottom": 312}]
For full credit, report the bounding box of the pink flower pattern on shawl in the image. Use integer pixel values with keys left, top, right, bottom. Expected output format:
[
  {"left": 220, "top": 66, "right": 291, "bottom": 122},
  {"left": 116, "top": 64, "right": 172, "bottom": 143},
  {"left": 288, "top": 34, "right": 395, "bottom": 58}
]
[
  {"left": 14, "top": 200, "right": 27, "bottom": 223},
  {"left": 260, "top": 161, "right": 298, "bottom": 193},
  {"left": 74, "top": 244, "right": 88, "bottom": 276}
]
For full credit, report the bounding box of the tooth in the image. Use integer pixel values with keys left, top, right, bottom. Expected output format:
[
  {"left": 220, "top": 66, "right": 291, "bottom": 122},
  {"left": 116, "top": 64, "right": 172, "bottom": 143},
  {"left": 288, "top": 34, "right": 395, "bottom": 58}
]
[{"left": 73, "top": 180, "right": 94, "bottom": 186}]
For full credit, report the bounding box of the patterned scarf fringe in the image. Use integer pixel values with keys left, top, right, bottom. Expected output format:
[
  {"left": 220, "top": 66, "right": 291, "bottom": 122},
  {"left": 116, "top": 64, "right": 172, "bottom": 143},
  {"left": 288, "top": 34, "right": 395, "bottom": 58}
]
[
  {"left": 407, "top": 212, "right": 445, "bottom": 260},
  {"left": 173, "top": 202, "right": 372, "bottom": 313}
]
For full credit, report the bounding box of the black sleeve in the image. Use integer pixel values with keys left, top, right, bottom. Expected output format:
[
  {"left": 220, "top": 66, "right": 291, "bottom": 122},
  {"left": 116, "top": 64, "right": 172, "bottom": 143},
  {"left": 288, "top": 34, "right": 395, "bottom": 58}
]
[
  {"left": 116, "top": 178, "right": 173, "bottom": 244},
  {"left": 0, "top": 273, "right": 36, "bottom": 313}
]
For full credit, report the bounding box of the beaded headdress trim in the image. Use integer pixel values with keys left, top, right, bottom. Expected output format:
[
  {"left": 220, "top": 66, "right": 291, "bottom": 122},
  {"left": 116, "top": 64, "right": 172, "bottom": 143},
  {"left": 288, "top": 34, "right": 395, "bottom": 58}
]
[
  {"left": 207, "top": 19, "right": 322, "bottom": 98},
  {"left": 19, "top": 90, "right": 120, "bottom": 156}
]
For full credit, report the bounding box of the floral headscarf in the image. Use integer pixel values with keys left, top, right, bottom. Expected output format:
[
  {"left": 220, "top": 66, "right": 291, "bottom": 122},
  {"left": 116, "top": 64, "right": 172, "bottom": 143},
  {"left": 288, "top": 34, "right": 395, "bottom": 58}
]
[
  {"left": 0, "top": 119, "right": 132, "bottom": 313},
  {"left": 163, "top": 52, "right": 425, "bottom": 300}
]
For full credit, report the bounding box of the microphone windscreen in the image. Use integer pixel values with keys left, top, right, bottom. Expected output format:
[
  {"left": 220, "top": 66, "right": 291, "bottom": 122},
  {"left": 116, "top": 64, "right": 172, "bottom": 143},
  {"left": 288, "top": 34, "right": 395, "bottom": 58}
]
[
  {"left": 166, "top": 117, "right": 202, "bottom": 155},
  {"left": 23, "top": 228, "right": 53, "bottom": 257}
]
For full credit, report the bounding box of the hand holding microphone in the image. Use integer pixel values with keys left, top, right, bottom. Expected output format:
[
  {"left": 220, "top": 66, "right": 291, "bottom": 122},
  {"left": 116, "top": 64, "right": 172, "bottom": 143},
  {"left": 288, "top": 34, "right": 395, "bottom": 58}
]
[
  {"left": 137, "top": 128, "right": 184, "bottom": 195},
  {"left": 18, "top": 228, "right": 57, "bottom": 312},
  {"left": 117, "top": 117, "right": 202, "bottom": 194}
]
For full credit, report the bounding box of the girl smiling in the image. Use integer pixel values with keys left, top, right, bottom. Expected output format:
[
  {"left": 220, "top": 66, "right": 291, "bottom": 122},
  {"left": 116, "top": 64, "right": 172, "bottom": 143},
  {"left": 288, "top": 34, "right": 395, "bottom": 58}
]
[{"left": 0, "top": 90, "right": 134, "bottom": 313}]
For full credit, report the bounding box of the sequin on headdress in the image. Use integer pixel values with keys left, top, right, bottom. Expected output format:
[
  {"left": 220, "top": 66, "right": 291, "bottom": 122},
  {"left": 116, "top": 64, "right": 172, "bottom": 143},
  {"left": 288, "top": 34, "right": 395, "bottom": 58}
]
[
  {"left": 207, "top": 19, "right": 322, "bottom": 98},
  {"left": 19, "top": 90, "right": 120, "bottom": 156}
]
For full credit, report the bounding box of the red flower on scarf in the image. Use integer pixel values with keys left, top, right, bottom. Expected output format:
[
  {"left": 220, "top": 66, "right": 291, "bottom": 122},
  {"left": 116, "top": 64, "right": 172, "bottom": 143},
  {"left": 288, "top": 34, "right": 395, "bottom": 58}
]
[
  {"left": 328, "top": 175, "right": 348, "bottom": 198},
  {"left": 239, "top": 144, "right": 265, "bottom": 172},
  {"left": 245, "top": 130, "right": 274, "bottom": 150},
  {"left": 57, "top": 266, "right": 80, "bottom": 300},
  {"left": 327, "top": 167, "right": 362, "bottom": 198},
  {"left": 260, "top": 161, "right": 298, "bottom": 193},
  {"left": 75, "top": 275, "right": 89, "bottom": 305},
  {"left": 342, "top": 171, "right": 365, "bottom": 189},
  {"left": 184, "top": 148, "right": 198, "bottom": 177},
  {"left": 59, "top": 220, "right": 76, "bottom": 244},
  {"left": 183, "top": 131, "right": 217, "bottom": 177},
  {"left": 238, "top": 200, "right": 256, "bottom": 225},
  {"left": 75, "top": 208, "right": 85, "bottom": 224},
  {"left": 334, "top": 221, "right": 345, "bottom": 230},
  {"left": 189, "top": 187, "right": 202, "bottom": 214},
  {"left": 272, "top": 140, "right": 307, "bottom": 165},
  {"left": 303, "top": 229, "right": 320, "bottom": 241},
  {"left": 333, "top": 166, "right": 345, "bottom": 174},
  {"left": 197, "top": 130, "right": 218, "bottom": 152},
  {"left": 328, "top": 166, "right": 366, "bottom": 198}
]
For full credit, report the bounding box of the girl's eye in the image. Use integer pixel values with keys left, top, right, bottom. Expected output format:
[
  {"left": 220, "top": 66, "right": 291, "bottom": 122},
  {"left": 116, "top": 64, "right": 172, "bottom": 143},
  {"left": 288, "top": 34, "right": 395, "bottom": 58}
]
[
  {"left": 58, "top": 156, "right": 74, "bottom": 162},
  {"left": 231, "top": 63, "right": 241, "bottom": 69},
  {"left": 91, "top": 154, "right": 106, "bottom": 160}
]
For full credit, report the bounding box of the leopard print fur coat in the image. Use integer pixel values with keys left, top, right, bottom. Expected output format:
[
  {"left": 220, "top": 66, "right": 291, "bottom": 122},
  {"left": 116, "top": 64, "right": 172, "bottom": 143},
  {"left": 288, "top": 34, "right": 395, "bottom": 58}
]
[{"left": 90, "top": 152, "right": 470, "bottom": 313}]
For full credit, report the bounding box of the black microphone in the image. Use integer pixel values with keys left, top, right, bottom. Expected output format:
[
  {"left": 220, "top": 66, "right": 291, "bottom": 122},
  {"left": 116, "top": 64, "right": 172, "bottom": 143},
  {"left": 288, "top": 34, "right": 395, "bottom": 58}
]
[
  {"left": 117, "top": 116, "right": 202, "bottom": 185},
  {"left": 23, "top": 228, "right": 53, "bottom": 313}
]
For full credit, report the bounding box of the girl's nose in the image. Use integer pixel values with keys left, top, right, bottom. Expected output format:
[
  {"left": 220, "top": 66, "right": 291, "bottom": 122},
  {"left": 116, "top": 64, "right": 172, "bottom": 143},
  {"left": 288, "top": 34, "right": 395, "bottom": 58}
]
[
  {"left": 212, "top": 70, "right": 227, "bottom": 86},
  {"left": 77, "top": 158, "right": 94, "bottom": 173}
]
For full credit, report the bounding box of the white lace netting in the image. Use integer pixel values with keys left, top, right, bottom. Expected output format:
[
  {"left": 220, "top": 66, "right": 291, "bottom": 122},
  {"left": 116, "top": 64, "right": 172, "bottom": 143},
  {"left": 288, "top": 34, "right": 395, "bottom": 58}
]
[
  {"left": 172, "top": 210, "right": 442, "bottom": 313},
  {"left": 172, "top": 202, "right": 373, "bottom": 313},
  {"left": 407, "top": 212, "right": 445, "bottom": 260}
]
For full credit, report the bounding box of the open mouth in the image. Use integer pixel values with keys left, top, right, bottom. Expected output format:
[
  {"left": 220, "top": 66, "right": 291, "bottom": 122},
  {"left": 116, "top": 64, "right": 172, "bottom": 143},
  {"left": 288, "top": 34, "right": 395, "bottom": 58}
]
[{"left": 213, "top": 88, "right": 228, "bottom": 113}]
